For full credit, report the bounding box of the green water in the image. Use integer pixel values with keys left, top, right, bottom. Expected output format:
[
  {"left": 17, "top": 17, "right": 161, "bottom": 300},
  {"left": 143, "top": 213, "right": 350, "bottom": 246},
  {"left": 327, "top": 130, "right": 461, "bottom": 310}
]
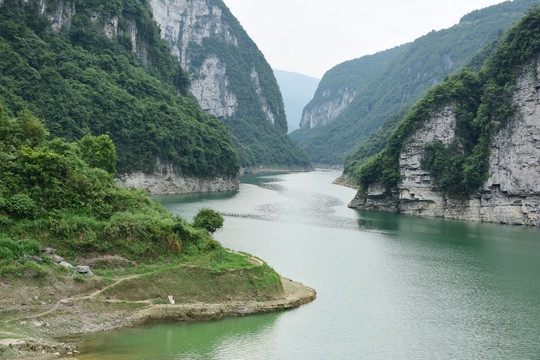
[{"left": 76, "top": 170, "right": 540, "bottom": 359}]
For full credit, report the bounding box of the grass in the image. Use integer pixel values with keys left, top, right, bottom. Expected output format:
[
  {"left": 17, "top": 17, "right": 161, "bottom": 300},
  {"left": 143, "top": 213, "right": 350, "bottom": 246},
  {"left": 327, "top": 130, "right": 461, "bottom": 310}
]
[{"left": 95, "top": 251, "right": 282, "bottom": 304}]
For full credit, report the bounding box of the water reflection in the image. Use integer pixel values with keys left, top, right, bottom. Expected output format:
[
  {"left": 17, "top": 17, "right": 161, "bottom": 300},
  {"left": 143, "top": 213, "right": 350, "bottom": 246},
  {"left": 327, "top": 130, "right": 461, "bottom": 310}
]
[{"left": 75, "top": 312, "right": 282, "bottom": 360}]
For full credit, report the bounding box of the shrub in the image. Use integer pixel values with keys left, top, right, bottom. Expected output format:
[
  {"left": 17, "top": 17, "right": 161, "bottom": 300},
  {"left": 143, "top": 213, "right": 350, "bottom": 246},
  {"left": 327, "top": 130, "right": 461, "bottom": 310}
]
[
  {"left": 18, "top": 239, "right": 41, "bottom": 256},
  {"left": 6, "top": 194, "right": 36, "bottom": 219},
  {"left": 0, "top": 238, "right": 20, "bottom": 258},
  {"left": 193, "top": 208, "right": 224, "bottom": 234}
]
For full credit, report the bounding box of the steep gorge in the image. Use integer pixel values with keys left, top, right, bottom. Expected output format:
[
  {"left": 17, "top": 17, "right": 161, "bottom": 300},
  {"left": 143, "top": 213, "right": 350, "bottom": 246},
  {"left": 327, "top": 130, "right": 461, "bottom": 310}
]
[
  {"left": 292, "top": 0, "right": 537, "bottom": 166},
  {"left": 148, "top": 0, "right": 311, "bottom": 170},
  {"left": 350, "top": 42, "right": 540, "bottom": 226}
]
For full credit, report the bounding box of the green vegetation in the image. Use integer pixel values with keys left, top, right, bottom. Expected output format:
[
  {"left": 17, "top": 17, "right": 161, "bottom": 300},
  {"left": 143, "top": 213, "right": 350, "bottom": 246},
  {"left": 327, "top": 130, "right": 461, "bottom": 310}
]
[
  {"left": 0, "top": 110, "right": 234, "bottom": 276},
  {"left": 98, "top": 262, "right": 283, "bottom": 303},
  {"left": 297, "top": 44, "right": 406, "bottom": 129},
  {"left": 292, "top": 0, "right": 537, "bottom": 165},
  {"left": 184, "top": 0, "right": 311, "bottom": 169},
  {"left": 193, "top": 208, "right": 224, "bottom": 234},
  {"left": 350, "top": 7, "right": 540, "bottom": 196},
  {"left": 0, "top": 0, "right": 239, "bottom": 176}
]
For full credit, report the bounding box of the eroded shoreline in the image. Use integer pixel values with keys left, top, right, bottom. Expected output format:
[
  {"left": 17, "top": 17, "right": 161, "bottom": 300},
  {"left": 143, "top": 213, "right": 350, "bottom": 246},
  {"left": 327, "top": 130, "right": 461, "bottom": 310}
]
[{"left": 0, "top": 277, "right": 316, "bottom": 359}]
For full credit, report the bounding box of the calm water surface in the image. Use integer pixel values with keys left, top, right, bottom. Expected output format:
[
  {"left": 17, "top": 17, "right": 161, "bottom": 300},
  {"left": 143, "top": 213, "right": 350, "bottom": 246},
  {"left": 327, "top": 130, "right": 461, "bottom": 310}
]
[{"left": 76, "top": 170, "right": 540, "bottom": 359}]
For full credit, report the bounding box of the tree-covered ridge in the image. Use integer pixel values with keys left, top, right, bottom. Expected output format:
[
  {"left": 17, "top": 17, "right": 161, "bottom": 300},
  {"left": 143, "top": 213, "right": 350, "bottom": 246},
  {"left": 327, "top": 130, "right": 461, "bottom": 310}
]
[
  {"left": 298, "top": 44, "right": 407, "bottom": 128},
  {"left": 351, "top": 7, "right": 540, "bottom": 196},
  {"left": 182, "top": 0, "right": 311, "bottom": 169},
  {"left": 292, "top": 0, "right": 537, "bottom": 165},
  {"left": 342, "top": 31, "right": 509, "bottom": 178},
  {"left": 0, "top": 0, "right": 239, "bottom": 176}
]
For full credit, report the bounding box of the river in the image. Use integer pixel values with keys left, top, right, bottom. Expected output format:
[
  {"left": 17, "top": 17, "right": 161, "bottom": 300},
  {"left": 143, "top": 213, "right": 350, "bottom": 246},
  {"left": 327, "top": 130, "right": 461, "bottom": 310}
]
[{"left": 76, "top": 170, "right": 540, "bottom": 359}]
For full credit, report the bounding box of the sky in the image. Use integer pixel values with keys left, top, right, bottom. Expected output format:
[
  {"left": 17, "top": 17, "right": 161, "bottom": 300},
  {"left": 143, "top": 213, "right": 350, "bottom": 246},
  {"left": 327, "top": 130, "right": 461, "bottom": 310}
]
[{"left": 222, "top": 0, "right": 508, "bottom": 78}]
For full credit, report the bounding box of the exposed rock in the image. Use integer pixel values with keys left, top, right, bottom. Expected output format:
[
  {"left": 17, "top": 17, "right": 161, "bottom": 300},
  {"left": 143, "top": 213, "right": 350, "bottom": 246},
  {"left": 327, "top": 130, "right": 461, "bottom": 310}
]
[
  {"left": 149, "top": 0, "right": 238, "bottom": 68},
  {"left": 117, "top": 160, "right": 238, "bottom": 195},
  {"left": 300, "top": 87, "right": 356, "bottom": 129},
  {"left": 149, "top": 0, "right": 240, "bottom": 118},
  {"left": 26, "top": 255, "right": 43, "bottom": 265},
  {"left": 74, "top": 265, "right": 94, "bottom": 277},
  {"left": 40, "top": 0, "right": 76, "bottom": 31},
  {"left": 40, "top": 247, "right": 56, "bottom": 255},
  {"left": 57, "top": 261, "right": 74, "bottom": 269},
  {"left": 350, "top": 59, "right": 540, "bottom": 226},
  {"left": 251, "top": 68, "right": 277, "bottom": 124},
  {"left": 190, "top": 55, "right": 237, "bottom": 118}
]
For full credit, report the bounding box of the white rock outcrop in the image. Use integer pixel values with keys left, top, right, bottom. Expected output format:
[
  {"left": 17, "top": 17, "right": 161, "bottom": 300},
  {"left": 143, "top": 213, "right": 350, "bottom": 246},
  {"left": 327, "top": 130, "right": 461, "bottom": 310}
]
[
  {"left": 149, "top": 0, "right": 240, "bottom": 119},
  {"left": 300, "top": 87, "right": 356, "bottom": 129},
  {"left": 190, "top": 56, "right": 237, "bottom": 118},
  {"left": 251, "top": 68, "right": 276, "bottom": 124},
  {"left": 117, "top": 160, "right": 239, "bottom": 195},
  {"left": 39, "top": 0, "right": 75, "bottom": 30},
  {"left": 349, "top": 59, "right": 540, "bottom": 226}
]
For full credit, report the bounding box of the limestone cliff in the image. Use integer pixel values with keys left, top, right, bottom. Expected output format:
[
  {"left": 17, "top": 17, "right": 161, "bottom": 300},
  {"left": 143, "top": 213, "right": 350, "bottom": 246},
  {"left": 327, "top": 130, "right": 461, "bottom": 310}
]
[
  {"left": 349, "top": 59, "right": 540, "bottom": 226},
  {"left": 149, "top": 0, "right": 239, "bottom": 119},
  {"left": 148, "top": 0, "right": 310, "bottom": 169},
  {"left": 22, "top": 0, "right": 240, "bottom": 194},
  {"left": 117, "top": 160, "right": 239, "bottom": 195},
  {"left": 148, "top": 0, "right": 278, "bottom": 124},
  {"left": 300, "top": 87, "right": 356, "bottom": 129}
]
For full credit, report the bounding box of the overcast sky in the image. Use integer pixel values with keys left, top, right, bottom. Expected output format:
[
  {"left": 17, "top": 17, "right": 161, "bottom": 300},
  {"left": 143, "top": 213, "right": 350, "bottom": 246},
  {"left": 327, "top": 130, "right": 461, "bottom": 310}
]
[{"left": 222, "top": 0, "right": 508, "bottom": 78}]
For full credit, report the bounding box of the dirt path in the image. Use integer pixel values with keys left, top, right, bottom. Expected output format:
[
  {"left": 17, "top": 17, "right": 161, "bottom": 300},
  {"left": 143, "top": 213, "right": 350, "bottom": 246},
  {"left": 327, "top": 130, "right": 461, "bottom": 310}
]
[
  {"left": 2, "top": 274, "right": 147, "bottom": 324},
  {"left": 0, "top": 254, "right": 316, "bottom": 358},
  {"left": 2, "top": 251, "right": 264, "bottom": 324},
  {"left": 226, "top": 250, "right": 264, "bottom": 266}
]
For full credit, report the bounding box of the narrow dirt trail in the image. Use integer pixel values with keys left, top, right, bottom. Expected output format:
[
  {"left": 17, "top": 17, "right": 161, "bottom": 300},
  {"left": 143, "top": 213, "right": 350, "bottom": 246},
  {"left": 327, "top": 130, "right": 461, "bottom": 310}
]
[
  {"left": 2, "top": 274, "right": 147, "bottom": 323},
  {"left": 2, "top": 251, "right": 263, "bottom": 324}
]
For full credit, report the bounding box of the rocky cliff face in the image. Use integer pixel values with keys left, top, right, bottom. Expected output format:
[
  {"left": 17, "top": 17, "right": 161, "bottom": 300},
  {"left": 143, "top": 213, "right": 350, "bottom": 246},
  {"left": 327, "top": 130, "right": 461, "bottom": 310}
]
[
  {"left": 350, "top": 59, "right": 540, "bottom": 226},
  {"left": 300, "top": 87, "right": 356, "bottom": 129},
  {"left": 117, "top": 160, "right": 239, "bottom": 195},
  {"left": 35, "top": 0, "right": 239, "bottom": 194},
  {"left": 147, "top": 0, "right": 309, "bottom": 169},
  {"left": 149, "top": 0, "right": 240, "bottom": 119},
  {"left": 149, "top": 0, "right": 279, "bottom": 125}
]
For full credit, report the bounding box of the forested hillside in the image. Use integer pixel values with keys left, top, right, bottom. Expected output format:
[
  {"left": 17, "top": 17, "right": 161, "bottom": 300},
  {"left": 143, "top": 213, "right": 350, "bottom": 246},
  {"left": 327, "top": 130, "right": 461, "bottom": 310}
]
[
  {"left": 296, "top": 45, "right": 406, "bottom": 131},
  {"left": 0, "top": 0, "right": 239, "bottom": 177},
  {"left": 0, "top": 109, "right": 218, "bottom": 264},
  {"left": 150, "top": 0, "right": 311, "bottom": 169},
  {"left": 292, "top": 0, "right": 537, "bottom": 166},
  {"left": 350, "top": 6, "right": 540, "bottom": 196}
]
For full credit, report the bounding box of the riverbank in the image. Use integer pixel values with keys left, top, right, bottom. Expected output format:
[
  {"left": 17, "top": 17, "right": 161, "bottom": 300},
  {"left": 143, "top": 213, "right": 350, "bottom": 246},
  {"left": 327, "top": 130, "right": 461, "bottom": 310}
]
[{"left": 0, "top": 260, "right": 315, "bottom": 359}]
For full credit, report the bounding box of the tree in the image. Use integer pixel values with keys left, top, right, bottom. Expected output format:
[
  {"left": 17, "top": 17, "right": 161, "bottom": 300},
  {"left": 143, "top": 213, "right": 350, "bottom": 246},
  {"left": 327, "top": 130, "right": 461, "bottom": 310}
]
[
  {"left": 78, "top": 134, "right": 116, "bottom": 174},
  {"left": 193, "top": 208, "right": 224, "bottom": 234}
]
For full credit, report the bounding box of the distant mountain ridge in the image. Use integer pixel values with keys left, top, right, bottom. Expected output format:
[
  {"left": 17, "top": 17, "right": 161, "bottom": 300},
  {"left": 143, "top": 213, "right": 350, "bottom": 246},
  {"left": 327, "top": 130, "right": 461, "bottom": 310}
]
[
  {"left": 291, "top": 0, "right": 538, "bottom": 166},
  {"left": 299, "top": 45, "right": 406, "bottom": 130},
  {"left": 272, "top": 69, "right": 319, "bottom": 133}
]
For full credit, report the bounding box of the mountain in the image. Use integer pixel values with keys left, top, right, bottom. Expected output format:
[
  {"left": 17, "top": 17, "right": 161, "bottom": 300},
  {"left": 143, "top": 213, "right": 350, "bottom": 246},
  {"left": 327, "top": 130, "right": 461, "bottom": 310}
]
[
  {"left": 291, "top": 0, "right": 538, "bottom": 166},
  {"left": 349, "top": 7, "right": 540, "bottom": 226},
  {"left": 0, "top": 0, "right": 239, "bottom": 193},
  {"left": 149, "top": 0, "right": 311, "bottom": 170},
  {"left": 272, "top": 69, "right": 320, "bottom": 133},
  {"left": 299, "top": 45, "right": 406, "bottom": 131}
]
